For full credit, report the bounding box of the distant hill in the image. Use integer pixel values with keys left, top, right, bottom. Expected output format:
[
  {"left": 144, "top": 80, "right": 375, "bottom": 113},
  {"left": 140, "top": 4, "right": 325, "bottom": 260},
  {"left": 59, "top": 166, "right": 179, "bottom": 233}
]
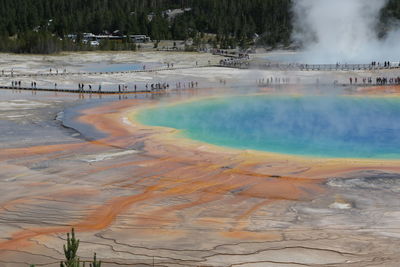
[{"left": 0, "top": 0, "right": 398, "bottom": 54}]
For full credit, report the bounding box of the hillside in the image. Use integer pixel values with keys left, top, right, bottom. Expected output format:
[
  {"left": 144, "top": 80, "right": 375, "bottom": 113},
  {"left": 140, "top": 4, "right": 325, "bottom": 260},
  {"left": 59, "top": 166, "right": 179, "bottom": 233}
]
[{"left": 0, "top": 0, "right": 398, "bottom": 53}]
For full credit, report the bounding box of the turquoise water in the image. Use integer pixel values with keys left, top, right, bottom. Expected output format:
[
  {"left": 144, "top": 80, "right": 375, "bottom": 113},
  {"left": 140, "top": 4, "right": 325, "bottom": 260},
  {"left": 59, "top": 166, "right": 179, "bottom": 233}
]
[
  {"left": 82, "top": 62, "right": 162, "bottom": 72},
  {"left": 136, "top": 95, "right": 400, "bottom": 159}
]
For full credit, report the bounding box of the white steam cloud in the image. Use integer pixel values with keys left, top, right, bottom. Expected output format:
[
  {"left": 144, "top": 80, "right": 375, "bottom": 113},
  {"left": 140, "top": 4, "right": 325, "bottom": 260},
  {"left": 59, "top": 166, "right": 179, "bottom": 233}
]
[{"left": 292, "top": 0, "right": 400, "bottom": 63}]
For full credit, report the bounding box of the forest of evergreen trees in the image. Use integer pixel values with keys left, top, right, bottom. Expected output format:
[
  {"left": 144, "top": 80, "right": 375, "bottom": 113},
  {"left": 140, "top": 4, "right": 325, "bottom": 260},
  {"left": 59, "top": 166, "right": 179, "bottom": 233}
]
[{"left": 0, "top": 0, "right": 399, "bottom": 54}]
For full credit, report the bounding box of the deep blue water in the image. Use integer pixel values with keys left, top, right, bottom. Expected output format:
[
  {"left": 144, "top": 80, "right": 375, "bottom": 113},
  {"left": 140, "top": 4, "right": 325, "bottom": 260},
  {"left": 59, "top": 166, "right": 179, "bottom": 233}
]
[{"left": 136, "top": 95, "right": 400, "bottom": 158}]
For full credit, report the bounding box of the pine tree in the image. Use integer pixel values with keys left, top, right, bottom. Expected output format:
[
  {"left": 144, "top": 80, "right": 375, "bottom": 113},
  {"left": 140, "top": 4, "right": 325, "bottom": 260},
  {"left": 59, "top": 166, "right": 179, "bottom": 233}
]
[
  {"left": 90, "top": 253, "right": 101, "bottom": 267},
  {"left": 60, "top": 228, "right": 81, "bottom": 267}
]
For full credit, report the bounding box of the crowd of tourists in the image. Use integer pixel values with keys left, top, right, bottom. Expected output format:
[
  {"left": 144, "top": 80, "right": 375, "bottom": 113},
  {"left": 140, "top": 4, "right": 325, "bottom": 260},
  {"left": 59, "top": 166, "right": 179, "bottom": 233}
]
[
  {"left": 175, "top": 81, "right": 199, "bottom": 89},
  {"left": 220, "top": 58, "right": 250, "bottom": 68},
  {"left": 8, "top": 80, "right": 200, "bottom": 93},
  {"left": 257, "top": 77, "right": 293, "bottom": 86},
  {"left": 349, "top": 76, "right": 400, "bottom": 85}
]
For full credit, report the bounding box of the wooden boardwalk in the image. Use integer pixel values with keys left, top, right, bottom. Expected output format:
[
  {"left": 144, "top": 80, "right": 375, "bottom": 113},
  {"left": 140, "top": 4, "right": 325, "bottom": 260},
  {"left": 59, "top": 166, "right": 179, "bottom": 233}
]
[
  {"left": 0, "top": 85, "right": 167, "bottom": 95},
  {"left": 249, "top": 62, "right": 400, "bottom": 71},
  {"left": 0, "top": 64, "right": 218, "bottom": 78}
]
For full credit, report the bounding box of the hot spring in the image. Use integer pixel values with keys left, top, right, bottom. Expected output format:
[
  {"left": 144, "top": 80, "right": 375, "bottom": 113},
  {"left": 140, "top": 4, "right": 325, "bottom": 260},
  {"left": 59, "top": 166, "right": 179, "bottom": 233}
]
[{"left": 136, "top": 95, "right": 400, "bottom": 159}]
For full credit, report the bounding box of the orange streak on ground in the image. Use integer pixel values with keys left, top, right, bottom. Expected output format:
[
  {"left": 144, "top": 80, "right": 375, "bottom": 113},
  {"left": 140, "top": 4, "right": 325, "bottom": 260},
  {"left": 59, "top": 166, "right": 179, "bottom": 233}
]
[
  {"left": 0, "top": 227, "right": 67, "bottom": 251},
  {"left": 221, "top": 230, "right": 282, "bottom": 241},
  {"left": 76, "top": 192, "right": 154, "bottom": 231},
  {"left": 301, "top": 164, "right": 400, "bottom": 178},
  {"left": 0, "top": 143, "right": 83, "bottom": 160},
  {"left": 0, "top": 141, "right": 112, "bottom": 161},
  {"left": 358, "top": 85, "right": 400, "bottom": 95},
  {"left": 235, "top": 199, "right": 274, "bottom": 223}
]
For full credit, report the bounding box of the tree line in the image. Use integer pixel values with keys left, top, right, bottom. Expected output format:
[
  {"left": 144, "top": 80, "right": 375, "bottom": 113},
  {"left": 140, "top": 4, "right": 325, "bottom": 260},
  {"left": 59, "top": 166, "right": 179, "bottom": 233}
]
[{"left": 0, "top": 0, "right": 398, "bottom": 54}]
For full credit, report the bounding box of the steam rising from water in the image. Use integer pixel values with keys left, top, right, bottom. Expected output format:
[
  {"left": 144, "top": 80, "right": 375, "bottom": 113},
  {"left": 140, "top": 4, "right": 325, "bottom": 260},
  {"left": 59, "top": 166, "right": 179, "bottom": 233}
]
[{"left": 292, "top": 0, "right": 400, "bottom": 63}]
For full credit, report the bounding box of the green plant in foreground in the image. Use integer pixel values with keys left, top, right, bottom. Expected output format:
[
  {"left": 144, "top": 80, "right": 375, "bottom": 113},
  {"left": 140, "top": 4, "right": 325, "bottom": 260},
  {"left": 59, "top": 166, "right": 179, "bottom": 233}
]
[
  {"left": 60, "top": 228, "right": 82, "bottom": 267},
  {"left": 90, "top": 253, "right": 101, "bottom": 267},
  {"left": 31, "top": 228, "right": 102, "bottom": 267}
]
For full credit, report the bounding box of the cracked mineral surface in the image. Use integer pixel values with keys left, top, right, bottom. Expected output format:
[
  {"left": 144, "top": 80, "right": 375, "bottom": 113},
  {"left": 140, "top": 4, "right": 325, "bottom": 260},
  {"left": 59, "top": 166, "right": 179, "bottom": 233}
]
[{"left": 0, "top": 52, "right": 400, "bottom": 267}]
